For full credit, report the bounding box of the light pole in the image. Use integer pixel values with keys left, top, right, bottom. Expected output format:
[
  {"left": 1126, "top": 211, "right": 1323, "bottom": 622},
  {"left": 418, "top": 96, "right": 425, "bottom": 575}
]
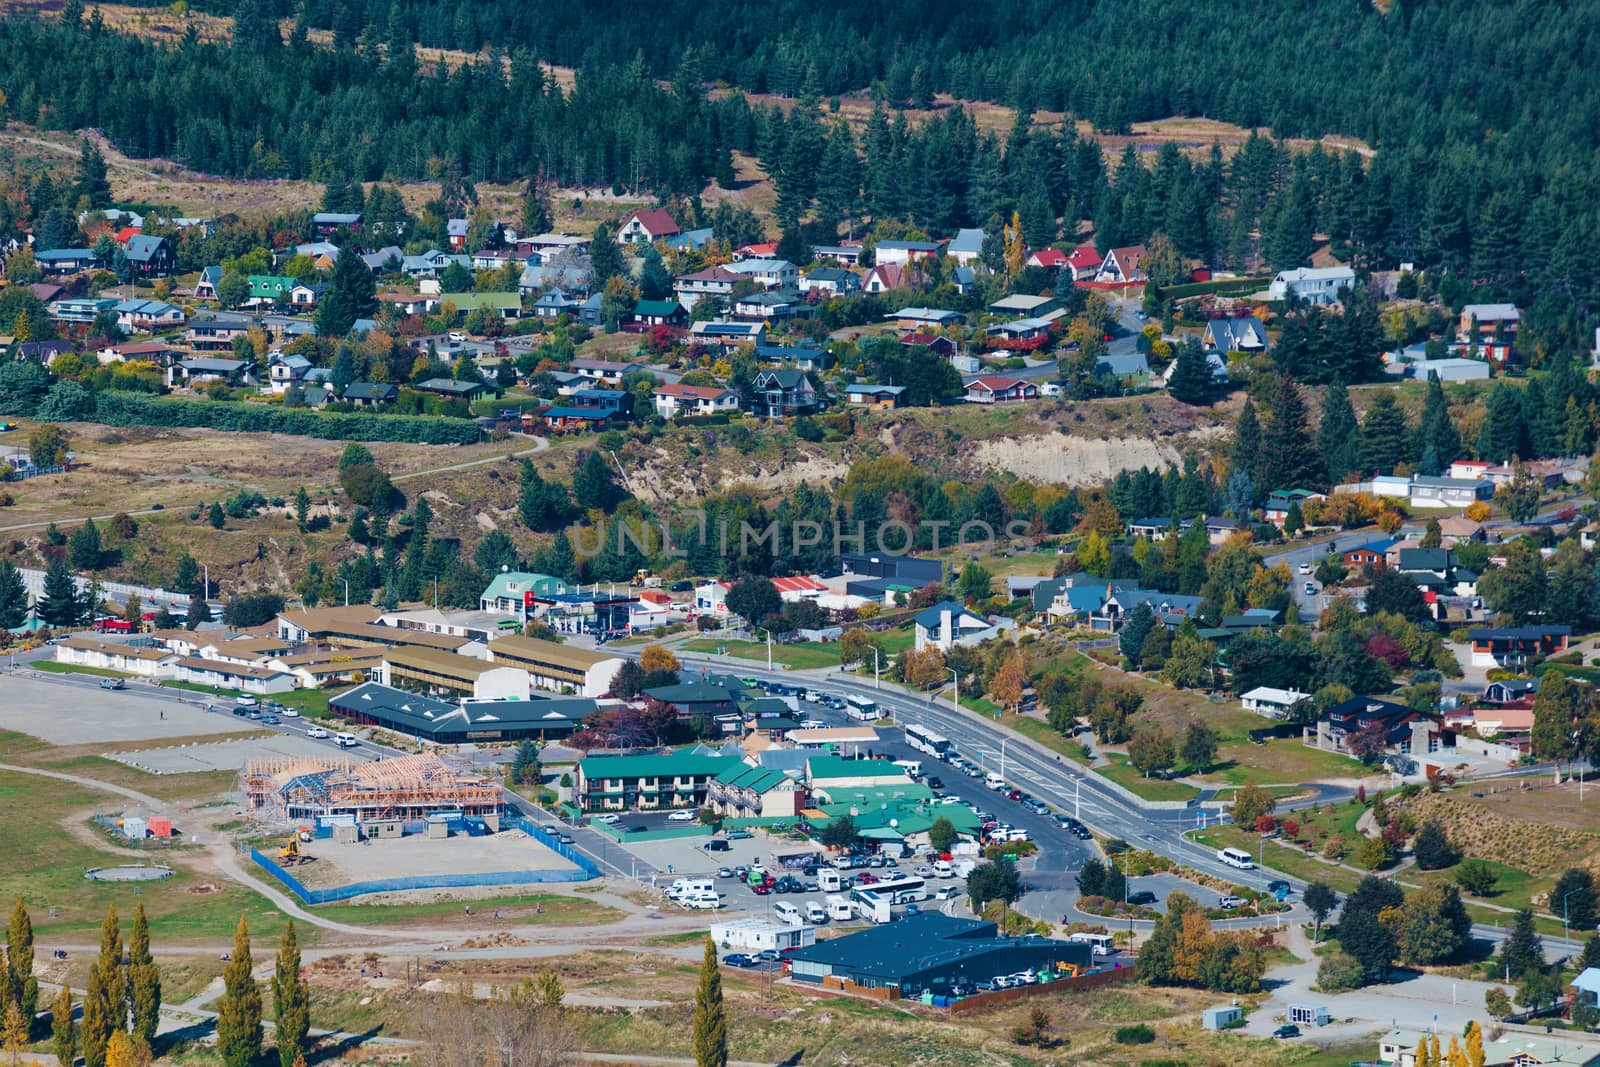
[
  {"left": 1074, "top": 775, "right": 1081, "bottom": 821},
  {"left": 341, "top": 578, "right": 350, "bottom": 607},
  {"left": 756, "top": 627, "right": 773, "bottom": 672},
  {"left": 946, "top": 667, "right": 959, "bottom": 714},
  {"left": 871, "top": 647, "right": 881, "bottom": 689},
  {"left": 1000, "top": 737, "right": 1010, "bottom": 781}
]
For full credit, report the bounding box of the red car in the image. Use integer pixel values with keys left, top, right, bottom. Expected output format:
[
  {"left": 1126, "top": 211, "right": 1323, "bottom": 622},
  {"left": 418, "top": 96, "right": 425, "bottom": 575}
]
[
  {"left": 856, "top": 872, "right": 879, "bottom": 885},
  {"left": 751, "top": 883, "right": 771, "bottom": 895}
]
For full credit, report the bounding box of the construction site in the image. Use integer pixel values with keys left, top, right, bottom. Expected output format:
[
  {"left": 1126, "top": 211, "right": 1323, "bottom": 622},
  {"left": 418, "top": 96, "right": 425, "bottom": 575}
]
[{"left": 240, "top": 753, "right": 502, "bottom": 828}]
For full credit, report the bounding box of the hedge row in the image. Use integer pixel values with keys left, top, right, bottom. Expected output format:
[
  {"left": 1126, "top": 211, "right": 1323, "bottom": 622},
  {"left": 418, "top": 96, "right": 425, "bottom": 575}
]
[{"left": 89, "top": 392, "right": 483, "bottom": 444}]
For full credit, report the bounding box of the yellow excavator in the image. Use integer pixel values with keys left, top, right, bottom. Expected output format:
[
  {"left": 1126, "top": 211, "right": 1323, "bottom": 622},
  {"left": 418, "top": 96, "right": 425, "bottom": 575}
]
[{"left": 277, "top": 836, "right": 313, "bottom": 866}]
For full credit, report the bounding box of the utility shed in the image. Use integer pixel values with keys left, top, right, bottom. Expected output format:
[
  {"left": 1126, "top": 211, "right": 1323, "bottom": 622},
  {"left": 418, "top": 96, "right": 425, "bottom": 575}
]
[{"left": 1202, "top": 1005, "right": 1242, "bottom": 1030}]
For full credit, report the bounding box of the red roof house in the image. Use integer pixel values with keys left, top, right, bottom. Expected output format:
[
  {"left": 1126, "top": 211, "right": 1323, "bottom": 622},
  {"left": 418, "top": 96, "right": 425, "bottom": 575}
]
[{"left": 616, "top": 209, "right": 681, "bottom": 245}]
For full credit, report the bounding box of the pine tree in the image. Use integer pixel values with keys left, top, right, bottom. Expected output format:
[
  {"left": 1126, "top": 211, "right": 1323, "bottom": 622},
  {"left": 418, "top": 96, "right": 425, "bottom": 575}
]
[
  {"left": 51, "top": 985, "right": 75, "bottom": 1067},
  {"left": 5, "top": 897, "right": 36, "bottom": 1035},
  {"left": 1259, "top": 377, "right": 1324, "bottom": 492},
  {"left": 691, "top": 938, "right": 727, "bottom": 1067},
  {"left": 127, "top": 902, "right": 159, "bottom": 1049},
  {"left": 38, "top": 555, "right": 82, "bottom": 628},
  {"left": 589, "top": 224, "right": 625, "bottom": 287},
  {"left": 316, "top": 243, "right": 377, "bottom": 338},
  {"left": 1318, "top": 379, "right": 1359, "bottom": 484},
  {"left": 0, "top": 560, "right": 26, "bottom": 630},
  {"left": 1356, "top": 392, "right": 1411, "bottom": 475},
  {"left": 1167, "top": 340, "right": 1212, "bottom": 405},
  {"left": 1415, "top": 373, "right": 1460, "bottom": 468},
  {"left": 1231, "top": 399, "right": 1262, "bottom": 487},
  {"left": 215, "top": 917, "right": 262, "bottom": 1067},
  {"left": 1498, "top": 908, "right": 1544, "bottom": 981},
  {"left": 637, "top": 245, "right": 672, "bottom": 301},
  {"left": 572, "top": 451, "right": 618, "bottom": 512},
  {"left": 272, "top": 921, "right": 308, "bottom": 1067}
]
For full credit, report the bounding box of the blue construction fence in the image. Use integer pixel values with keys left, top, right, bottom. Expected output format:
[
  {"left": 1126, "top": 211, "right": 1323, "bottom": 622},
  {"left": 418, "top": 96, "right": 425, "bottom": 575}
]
[{"left": 250, "top": 816, "right": 600, "bottom": 905}]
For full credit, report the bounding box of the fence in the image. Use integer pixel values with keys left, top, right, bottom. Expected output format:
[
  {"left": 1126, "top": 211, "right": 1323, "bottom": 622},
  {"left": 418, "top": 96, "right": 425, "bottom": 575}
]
[{"left": 249, "top": 816, "right": 599, "bottom": 905}]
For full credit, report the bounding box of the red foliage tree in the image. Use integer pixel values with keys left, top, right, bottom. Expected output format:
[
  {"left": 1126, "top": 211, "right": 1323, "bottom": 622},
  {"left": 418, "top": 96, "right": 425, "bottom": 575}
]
[{"left": 1254, "top": 815, "right": 1278, "bottom": 834}]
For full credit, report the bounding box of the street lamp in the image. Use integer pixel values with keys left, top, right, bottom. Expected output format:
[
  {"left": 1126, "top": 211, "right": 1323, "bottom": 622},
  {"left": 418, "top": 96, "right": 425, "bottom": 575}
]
[
  {"left": 341, "top": 578, "right": 350, "bottom": 607},
  {"left": 756, "top": 627, "right": 774, "bottom": 672},
  {"left": 1000, "top": 737, "right": 1010, "bottom": 781},
  {"left": 946, "top": 667, "right": 959, "bottom": 714},
  {"left": 871, "top": 646, "right": 881, "bottom": 689}
]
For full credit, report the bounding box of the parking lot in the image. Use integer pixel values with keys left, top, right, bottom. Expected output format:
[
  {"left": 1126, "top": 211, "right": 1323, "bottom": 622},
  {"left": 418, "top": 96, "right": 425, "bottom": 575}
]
[
  {"left": 108, "top": 732, "right": 337, "bottom": 773},
  {"left": 0, "top": 674, "right": 259, "bottom": 745}
]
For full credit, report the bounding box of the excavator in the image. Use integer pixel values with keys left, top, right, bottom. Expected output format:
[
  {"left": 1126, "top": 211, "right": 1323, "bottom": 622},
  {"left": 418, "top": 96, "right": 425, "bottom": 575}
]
[{"left": 276, "top": 832, "right": 314, "bottom": 866}]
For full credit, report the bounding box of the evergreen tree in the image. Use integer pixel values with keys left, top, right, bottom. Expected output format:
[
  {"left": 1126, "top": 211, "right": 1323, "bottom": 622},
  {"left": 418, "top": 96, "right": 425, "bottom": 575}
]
[
  {"left": 545, "top": 530, "right": 576, "bottom": 581},
  {"left": 1231, "top": 399, "right": 1262, "bottom": 488},
  {"left": 1259, "top": 377, "right": 1324, "bottom": 492},
  {"left": 272, "top": 921, "right": 309, "bottom": 1067},
  {"left": 1356, "top": 392, "right": 1411, "bottom": 475},
  {"left": 589, "top": 223, "right": 625, "bottom": 287},
  {"left": 75, "top": 139, "right": 111, "bottom": 208},
  {"left": 187, "top": 593, "right": 213, "bottom": 627},
  {"left": 67, "top": 518, "right": 103, "bottom": 570},
  {"left": 329, "top": 348, "right": 356, "bottom": 394},
  {"left": 1166, "top": 339, "right": 1212, "bottom": 405},
  {"left": 572, "top": 451, "right": 619, "bottom": 512},
  {"left": 1553, "top": 868, "right": 1598, "bottom": 933},
  {"left": 127, "top": 901, "right": 159, "bottom": 1049},
  {"left": 1477, "top": 385, "right": 1525, "bottom": 463},
  {"left": 5, "top": 898, "right": 35, "bottom": 1038},
  {"left": 1414, "top": 373, "right": 1460, "bottom": 469},
  {"left": 1119, "top": 601, "right": 1156, "bottom": 664},
  {"left": 1318, "top": 380, "right": 1359, "bottom": 484},
  {"left": 518, "top": 461, "right": 571, "bottom": 531},
  {"left": 316, "top": 244, "right": 377, "bottom": 337},
  {"left": 637, "top": 244, "right": 672, "bottom": 301},
  {"left": 0, "top": 560, "right": 26, "bottom": 631},
  {"left": 1498, "top": 908, "right": 1543, "bottom": 981},
  {"left": 38, "top": 554, "right": 83, "bottom": 628},
  {"left": 208, "top": 502, "right": 226, "bottom": 529},
  {"left": 692, "top": 938, "right": 727, "bottom": 1067},
  {"left": 215, "top": 917, "right": 262, "bottom": 1067},
  {"left": 51, "top": 985, "right": 75, "bottom": 1067}
]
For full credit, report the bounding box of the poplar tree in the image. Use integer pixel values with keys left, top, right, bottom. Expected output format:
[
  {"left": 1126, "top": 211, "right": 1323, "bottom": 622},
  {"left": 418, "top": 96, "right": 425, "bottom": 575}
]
[
  {"left": 6, "top": 898, "right": 37, "bottom": 1035},
  {"left": 215, "top": 918, "right": 262, "bottom": 1067},
  {"left": 81, "top": 965, "right": 111, "bottom": 1067},
  {"left": 95, "top": 906, "right": 124, "bottom": 1032},
  {"left": 272, "top": 921, "right": 309, "bottom": 1067},
  {"left": 127, "top": 901, "right": 160, "bottom": 1049},
  {"left": 51, "top": 985, "right": 75, "bottom": 1067},
  {"left": 691, "top": 938, "right": 727, "bottom": 1067}
]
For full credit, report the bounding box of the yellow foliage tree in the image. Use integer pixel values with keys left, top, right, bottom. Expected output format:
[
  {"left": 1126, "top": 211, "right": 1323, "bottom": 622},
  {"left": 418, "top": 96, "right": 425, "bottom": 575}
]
[
  {"left": 1003, "top": 211, "right": 1025, "bottom": 279},
  {"left": 1464, "top": 1021, "right": 1485, "bottom": 1067},
  {"left": 639, "top": 645, "right": 680, "bottom": 675},
  {"left": 104, "top": 1031, "right": 151, "bottom": 1067},
  {"left": 990, "top": 655, "right": 1025, "bottom": 712},
  {"left": 1465, "top": 501, "right": 1492, "bottom": 522}
]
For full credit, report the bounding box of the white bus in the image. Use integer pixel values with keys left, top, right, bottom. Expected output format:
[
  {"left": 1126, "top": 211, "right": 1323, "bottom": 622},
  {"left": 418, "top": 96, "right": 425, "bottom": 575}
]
[
  {"left": 1217, "top": 847, "right": 1256, "bottom": 870},
  {"left": 845, "top": 695, "right": 879, "bottom": 722},
  {"left": 850, "top": 875, "right": 925, "bottom": 906},
  {"left": 904, "top": 724, "right": 953, "bottom": 759},
  {"left": 1068, "top": 932, "right": 1116, "bottom": 957}
]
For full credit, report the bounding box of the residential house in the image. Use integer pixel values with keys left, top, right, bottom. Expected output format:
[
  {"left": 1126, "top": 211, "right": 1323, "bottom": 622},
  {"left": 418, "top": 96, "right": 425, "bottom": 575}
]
[
  {"left": 1311, "top": 696, "right": 1440, "bottom": 758},
  {"left": 1405, "top": 357, "right": 1488, "bottom": 383},
  {"left": 446, "top": 218, "right": 469, "bottom": 250},
  {"left": 652, "top": 383, "right": 740, "bottom": 419},
  {"left": 34, "top": 249, "right": 100, "bottom": 274},
  {"left": 1090, "top": 586, "right": 1205, "bottom": 631},
  {"left": 1202, "top": 316, "right": 1270, "bottom": 354},
  {"left": 342, "top": 382, "right": 398, "bottom": 407},
  {"left": 755, "top": 343, "right": 832, "bottom": 371},
  {"left": 963, "top": 376, "right": 1038, "bottom": 403},
  {"left": 360, "top": 246, "right": 405, "bottom": 273},
  {"left": 812, "top": 243, "right": 865, "bottom": 266},
  {"left": 891, "top": 307, "right": 965, "bottom": 330},
  {"left": 194, "top": 266, "right": 223, "bottom": 301},
  {"left": 445, "top": 292, "right": 524, "bottom": 320},
  {"left": 1342, "top": 539, "right": 1396, "bottom": 568},
  {"left": 471, "top": 250, "right": 515, "bottom": 271},
  {"left": 862, "top": 263, "right": 905, "bottom": 293},
  {"left": 988, "top": 294, "right": 1060, "bottom": 318},
  {"left": 1467, "top": 625, "right": 1571, "bottom": 669},
  {"left": 376, "top": 293, "right": 438, "bottom": 317},
  {"left": 1095, "top": 245, "right": 1147, "bottom": 284},
  {"left": 245, "top": 275, "right": 296, "bottom": 309},
  {"left": 1159, "top": 349, "right": 1229, "bottom": 386},
  {"left": 1126, "top": 517, "right": 1174, "bottom": 540},
  {"left": 1457, "top": 303, "right": 1520, "bottom": 362},
  {"left": 1407, "top": 475, "right": 1493, "bottom": 509},
  {"left": 1267, "top": 266, "right": 1355, "bottom": 305},
  {"left": 844, "top": 384, "right": 907, "bottom": 410},
  {"left": 987, "top": 316, "right": 1054, "bottom": 350},
  {"left": 616, "top": 209, "right": 681, "bottom": 245},
  {"left": 1025, "top": 247, "right": 1068, "bottom": 272},
  {"left": 1263, "top": 488, "right": 1323, "bottom": 524},
  {"left": 1240, "top": 686, "right": 1311, "bottom": 718},
  {"left": 749, "top": 369, "right": 817, "bottom": 417},
  {"left": 529, "top": 287, "right": 582, "bottom": 319},
  {"left": 1482, "top": 678, "right": 1538, "bottom": 705},
  {"left": 171, "top": 358, "right": 253, "bottom": 388},
  {"left": 946, "top": 228, "right": 987, "bottom": 266},
  {"left": 186, "top": 311, "right": 253, "bottom": 351},
  {"left": 49, "top": 296, "right": 117, "bottom": 324},
  {"left": 674, "top": 264, "right": 741, "bottom": 310},
  {"left": 798, "top": 267, "right": 860, "bottom": 296},
  {"left": 874, "top": 240, "right": 944, "bottom": 266},
  {"left": 630, "top": 299, "right": 687, "bottom": 328},
  {"left": 522, "top": 233, "right": 590, "bottom": 259},
  {"left": 15, "top": 340, "right": 72, "bottom": 365},
  {"left": 733, "top": 288, "right": 810, "bottom": 322},
  {"left": 1066, "top": 244, "right": 1104, "bottom": 280},
  {"left": 723, "top": 258, "right": 798, "bottom": 290},
  {"left": 414, "top": 378, "right": 487, "bottom": 401},
  {"left": 312, "top": 212, "right": 362, "bottom": 236},
  {"left": 913, "top": 600, "right": 1002, "bottom": 652},
  {"left": 1094, "top": 352, "right": 1152, "bottom": 381},
  {"left": 689, "top": 320, "right": 765, "bottom": 351},
  {"left": 543, "top": 388, "right": 627, "bottom": 431},
  {"left": 900, "top": 332, "right": 957, "bottom": 359},
  {"left": 112, "top": 299, "right": 185, "bottom": 331},
  {"left": 292, "top": 241, "right": 340, "bottom": 269},
  {"left": 570, "top": 358, "right": 630, "bottom": 386},
  {"left": 122, "top": 235, "right": 175, "bottom": 276},
  {"left": 401, "top": 250, "right": 471, "bottom": 278},
  {"left": 267, "top": 354, "right": 313, "bottom": 394},
  {"left": 289, "top": 282, "right": 328, "bottom": 307}
]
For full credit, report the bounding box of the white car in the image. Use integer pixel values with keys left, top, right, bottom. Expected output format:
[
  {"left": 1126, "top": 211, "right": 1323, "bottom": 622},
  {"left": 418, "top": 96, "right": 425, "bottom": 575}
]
[
  {"left": 667, "top": 810, "right": 699, "bottom": 823},
  {"left": 305, "top": 725, "right": 328, "bottom": 739},
  {"left": 1297, "top": 562, "right": 1312, "bottom": 575},
  {"left": 592, "top": 813, "right": 621, "bottom": 826},
  {"left": 281, "top": 708, "right": 299, "bottom": 718},
  {"left": 914, "top": 865, "right": 935, "bottom": 878}
]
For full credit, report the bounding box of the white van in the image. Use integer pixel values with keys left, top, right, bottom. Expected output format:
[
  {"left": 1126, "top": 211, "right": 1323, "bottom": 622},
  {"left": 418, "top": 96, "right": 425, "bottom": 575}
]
[
  {"left": 931, "top": 859, "right": 954, "bottom": 878},
  {"left": 1217, "top": 847, "right": 1255, "bottom": 870},
  {"left": 826, "top": 894, "right": 853, "bottom": 921},
  {"left": 892, "top": 759, "right": 922, "bottom": 780},
  {"left": 235, "top": 695, "right": 259, "bottom": 708},
  {"left": 684, "top": 892, "right": 723, "bottom": 911},
  {"left": 667, "top": 878, "right": 715, "bottom": 901},
  {"left": 334, "top": 732, "right": 358, "bottom": 748},
  {"left": 805, "top": 901, "right": 827, "bottom": 923},
  {"left": 771, "top": 901, "right": 801, "bottom": 925},
  {"left": 984, "top": 771, "right": 1006, "bottom": 791},
  {"left": 1068, "top": 932, "right": 1116, "bottom": 957},
  {"left": 817, "top": 868, "right": 844, "bottom": 892},
  {"left": 305, "top": 725, "right": 329, "bottom": 739}
]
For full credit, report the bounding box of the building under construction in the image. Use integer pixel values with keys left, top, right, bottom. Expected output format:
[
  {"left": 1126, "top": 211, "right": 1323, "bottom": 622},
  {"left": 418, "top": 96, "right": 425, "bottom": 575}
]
[{"left": 241, "top": 753, "right": 501, "bottom": 826}]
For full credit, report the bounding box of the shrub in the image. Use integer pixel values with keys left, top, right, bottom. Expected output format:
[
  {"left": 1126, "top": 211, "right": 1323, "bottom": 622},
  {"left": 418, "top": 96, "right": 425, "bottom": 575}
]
[
  {"left": 1316, "top": 951, "right": 1365, "bottom": 991},
  {"left": 1114, "top": 1025, "right": 1155, "bottom": 1045},
  {"left": 88, "top": 391, "right": 481, "bottom": 444},
  {"left": 1322, "top": 834, "right": 1348, "bottom": 860}
]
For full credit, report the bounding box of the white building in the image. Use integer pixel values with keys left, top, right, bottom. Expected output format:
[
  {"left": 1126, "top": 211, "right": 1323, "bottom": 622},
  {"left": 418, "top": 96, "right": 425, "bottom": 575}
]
[
  {"left": 709, "top": 918, "right": 815, "bottom": 952},
  {"left": 1267, "top": 266, "right": 1356, "bottom": 306},
  {"left": 912, "top": 600, "right": 1005, "bottom": 652},
  {"left": 54, "top": 636, "right": 179, "bottom": 678},
  {"left": 1240, "top": 686, "right": 1311, "bottom": 718},
  {"left": 723, "top": 258, "right": 798, "bottom": 290}
]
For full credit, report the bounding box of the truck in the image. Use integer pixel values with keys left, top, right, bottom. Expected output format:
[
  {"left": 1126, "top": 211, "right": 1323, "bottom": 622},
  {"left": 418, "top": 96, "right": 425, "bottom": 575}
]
[{"left": 825, "top": 894, "right": 853, "bottom": 921}]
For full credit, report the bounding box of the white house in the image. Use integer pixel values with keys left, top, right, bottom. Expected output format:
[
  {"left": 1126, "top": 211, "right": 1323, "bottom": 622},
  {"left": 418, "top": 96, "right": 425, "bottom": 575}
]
[
  {"left": 174, "top": 656, "right": 297, "bottom": 695},
  {"left": 652, "top": 383, "right": 741, "bottom": 419},
  {"left": 723, "top": 258, "right": 798, "bottom": 290},
  {"left": 912, "top": 600, "right": 1003, "bottom": 652},
  {"left": 1267, "top": 266, "right": 1356, "bottom": 306},
  {"left": 695, "top": 580, "right": 733, "bottom": 617},
  {"left": 1240, "top": 686, "right": 1311, "bottom": 718},
  {"left": 54, "top": 637, "right": 179, "bottom": 678}
]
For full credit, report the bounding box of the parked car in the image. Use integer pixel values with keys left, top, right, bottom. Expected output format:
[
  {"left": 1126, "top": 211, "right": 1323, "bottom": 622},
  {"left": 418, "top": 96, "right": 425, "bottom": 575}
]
[
  {"left": 726, "top": 829, "right": 753, "bottom": 840},
  {"left": 592, "top": 813, "right": 621, "bottom": 825},
  {"left": 280, "top": 707, "right": 299, "bottom": 718},
  {"left": 935, "top": 885, "right": 960, "bottom": 901},
  {"left": 717, "top": 866, "right": 733, "bottom": 878},
  {"left": 306, "top": 726, "right": 328, "bottom": 738},
  {"left": 1218, "top": 895, "right": 1246, "bottom": 909},
  {"left": 926, "top": 776, "right": 945, "bottom": 789},
  {"left": 722, "top": 953, "right": 753, "bottom": 968},
  {"left": 259, "top": 714, "right": 280, "bottom": 725},
  {"left": 667, "top": 810, "right": 699, "bottom": 822},
  {"left": 1266, "top": 879, "right": 1291, "bottom": 896},
  {"left": 1127, "top": 890, "right": 1157, "bottom": 906},
  {"left": 626, "top": 825, "right": 648, "bottom": 834},
  {"left": 98, "top": 678, "right": 126, "bottom": 690},
  {"left": 914, "top": 865, "right": 935, "bottom": 878},
  {"left": 1273, "top": 1025, "right": 1301, "bottom": 1039},
  {"left": 1304, "top": 582, "right": 1318, "bottom": 595},
  {"left": 1022, "top": 798, "right": 1048, "bottom": 815}
]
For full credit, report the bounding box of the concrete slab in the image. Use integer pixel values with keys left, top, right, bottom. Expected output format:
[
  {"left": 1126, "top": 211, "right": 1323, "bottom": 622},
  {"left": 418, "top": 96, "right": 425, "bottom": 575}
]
[
  {"left": 0, "top": 675, "right": 258, "bottom": 745},
  {"left": 109, "top": 733, "right": 335, "bottom": 774},
  {"left": 294, "top": 828, "right": 578, "bottom": 891}
]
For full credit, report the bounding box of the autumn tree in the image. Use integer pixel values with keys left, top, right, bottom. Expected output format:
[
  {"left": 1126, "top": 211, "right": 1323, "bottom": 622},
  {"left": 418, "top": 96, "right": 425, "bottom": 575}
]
[
  {"left": 639, "top": 645, "right": 680, "bottom": 676},
  {"left": 215, "top": 917, "right": 262, "bottom": 1067},
  {"left": 692, "top": 938, "right": 727, "bottom": 1067},
  {"left": 5, "top": 898, "right": 36, "bottom": 1040},
  {"left": 272, "top": 920, "right": 309, "bottom": 1067},
  {"left": 990, "top": 655, "right": 1025, "bottom": 712}
]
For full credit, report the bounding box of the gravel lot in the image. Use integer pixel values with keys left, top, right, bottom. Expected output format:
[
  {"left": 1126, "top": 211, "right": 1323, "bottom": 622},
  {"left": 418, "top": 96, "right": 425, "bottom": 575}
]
[{"left": 0, "top": 674, "right": 258, "bottom": 745}]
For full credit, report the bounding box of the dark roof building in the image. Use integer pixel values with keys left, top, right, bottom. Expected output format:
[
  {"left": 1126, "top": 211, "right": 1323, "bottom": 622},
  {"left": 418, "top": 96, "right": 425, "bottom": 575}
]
[
  {"left": 329, "top": 682, "right": 597, "bottom": 743},
  {"left": 840, "top": 552, "right": 943, "bottom": 586},
  {"left": 786, "top": 914, "right": 1093, "bottom": 995}
]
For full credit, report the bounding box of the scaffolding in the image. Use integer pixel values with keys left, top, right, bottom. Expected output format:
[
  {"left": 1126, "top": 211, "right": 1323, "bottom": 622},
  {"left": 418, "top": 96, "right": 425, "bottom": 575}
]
[{"left": 241, "top": 754, "right": 500, "bottom": 826}]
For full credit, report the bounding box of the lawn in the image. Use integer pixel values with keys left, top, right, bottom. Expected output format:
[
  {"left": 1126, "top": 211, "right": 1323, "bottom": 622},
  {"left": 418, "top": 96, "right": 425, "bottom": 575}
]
[
  {"left": 1096, "top": 760, "right": 1202, "bottom": 803},
  {"left": 312, "top": 892, "right": 621, "bottom": 928},
  {"left": 35, "top": 661, "right": 130, "bottom": 678},
  {"left": 1199, "top": 739, "right": 1367, "bottom": 788},
  {"left": 1192, "top": 825, "right": 1365, "bottom": 894},
  {"left": 681, "top": 638, "right": 842, "bottom": 670}
]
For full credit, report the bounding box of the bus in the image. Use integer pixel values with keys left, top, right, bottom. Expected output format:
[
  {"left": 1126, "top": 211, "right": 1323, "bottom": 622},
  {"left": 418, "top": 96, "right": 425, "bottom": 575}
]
[
  {"left": 1067, "top": 932, "right": 1116, "bottom": 957},
  {"left": 845, "top": 695, "right": 879, "bottom": 722},
  {"left": 850, "top": 875, "right": 925, "bottom": 906},
  {"left": 1217, "top": 847, "right": 1255, "bottom": 870},
  {"left": 904, "top": 725, "right": 953, "bottom": 759}
]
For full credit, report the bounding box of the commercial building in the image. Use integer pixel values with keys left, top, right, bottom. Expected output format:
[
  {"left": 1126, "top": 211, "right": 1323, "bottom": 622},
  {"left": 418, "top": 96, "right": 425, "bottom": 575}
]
[
  {"left": 486, "top": 634, "right": 623, "bottom": 697},
  {"left": 706, "top": 763, "right": 805, "bottom": 819},
  {"left": 174, "top": 656, "right": 297, "bottom": 695},
  {"left": 711, "top": 919, "right": 816, "bottom": 953},
  {"left": 54, "top": 636, "right": 179, "bottom": 678},
  {"left": 329, "top": 682, "right": 597, "bottom": 743},
  {"left": 786, "top": 915, "right": 1093, "bottom": 996},
  {"left": 375, "top": 647, "right": 531, "bottom": 700},
  {"left": 574, "top": 752, "right": 743, "bottom": 812}
]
